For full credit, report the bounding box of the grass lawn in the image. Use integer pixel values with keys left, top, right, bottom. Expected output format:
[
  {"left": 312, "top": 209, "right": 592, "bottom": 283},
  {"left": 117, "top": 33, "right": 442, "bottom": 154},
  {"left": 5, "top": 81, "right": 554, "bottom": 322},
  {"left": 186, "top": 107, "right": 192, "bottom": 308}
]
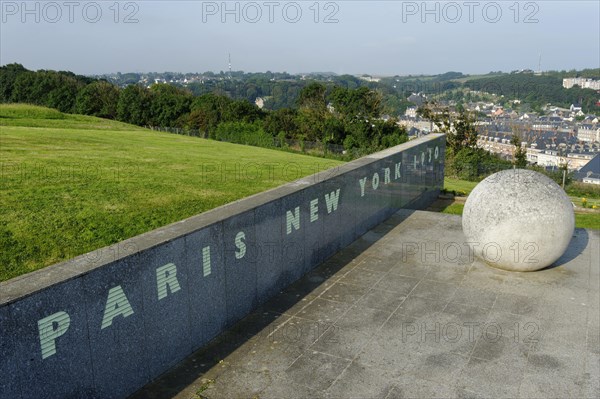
[
  {"left": 571, "top": 196, "right": 600, "bottom": 208},
  {"left": 574, "top": 213, "right": 600, "bottom": 230},
  {"left": 445, "top": 176, "right": 600, "bottom": 208},
  {"left": 444, "top": 177, "right": 478, "bottom": 195},
  {"left": 0, "top": 104, "right": 343, "bottom": 281},
  {"left": 0, "top": 103, "right": 148, "bottom": 131},
  {"left": 440, "top": 203, "right": 599, "bottom": 230},
  {"left": 440, "top": 203, "right": 465, "bottom": 215}
]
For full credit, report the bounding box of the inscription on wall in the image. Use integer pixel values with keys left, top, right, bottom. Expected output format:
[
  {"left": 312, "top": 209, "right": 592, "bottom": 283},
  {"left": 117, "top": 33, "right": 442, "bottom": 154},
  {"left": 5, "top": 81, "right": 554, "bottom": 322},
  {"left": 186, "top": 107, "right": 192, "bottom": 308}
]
[
  {"left": 34, "top": 145, "right": 441, "bottom": 360},
  {"left": 1, "top": 135, "right": 445, "bottom": 399}
]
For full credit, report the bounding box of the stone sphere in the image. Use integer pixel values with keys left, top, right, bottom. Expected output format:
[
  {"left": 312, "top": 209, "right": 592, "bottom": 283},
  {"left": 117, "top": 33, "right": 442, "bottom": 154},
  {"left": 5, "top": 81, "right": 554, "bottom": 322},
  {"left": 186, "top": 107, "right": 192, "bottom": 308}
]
[{"left": 462, "top": 169, "right": 574, "bottom": 272}]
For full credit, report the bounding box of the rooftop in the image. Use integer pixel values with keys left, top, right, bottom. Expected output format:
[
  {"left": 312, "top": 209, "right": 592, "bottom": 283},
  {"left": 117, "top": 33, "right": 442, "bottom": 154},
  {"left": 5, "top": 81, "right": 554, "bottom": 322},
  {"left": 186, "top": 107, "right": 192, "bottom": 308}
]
[{"left": 132, "top": 210, "right": 599, "bottom": 399}]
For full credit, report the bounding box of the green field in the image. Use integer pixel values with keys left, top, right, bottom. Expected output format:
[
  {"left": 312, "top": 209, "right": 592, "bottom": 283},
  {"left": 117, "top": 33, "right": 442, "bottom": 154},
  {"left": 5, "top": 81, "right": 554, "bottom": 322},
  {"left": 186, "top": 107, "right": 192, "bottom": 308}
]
[
  {"left": 441, "top": 203, "right": 599, "bottom": 230},
  {"left": 444, "top": 177, "right": 478, "bottom": 196},
  {"left": 443, "top": 177, "right": 600, "bottom": 229},
  {"left": 0, "top": 104, "right": 343, "bottom": 281},
  {"left": 445, "top": 177, "right": 600, "bottom": 208},
  {"left": 0, "top": 103, "right": 148, "bottom": 131}
]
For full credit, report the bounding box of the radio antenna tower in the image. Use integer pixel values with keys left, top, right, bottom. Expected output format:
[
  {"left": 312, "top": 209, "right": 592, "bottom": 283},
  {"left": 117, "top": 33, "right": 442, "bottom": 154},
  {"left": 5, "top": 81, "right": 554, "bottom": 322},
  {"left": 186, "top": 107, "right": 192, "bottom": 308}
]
[
  {"left": 228, "top": 53, "right": 232, "bottom": 79},
  {"left": 537, "top": 53, "right": 542, "bottom": 75}
]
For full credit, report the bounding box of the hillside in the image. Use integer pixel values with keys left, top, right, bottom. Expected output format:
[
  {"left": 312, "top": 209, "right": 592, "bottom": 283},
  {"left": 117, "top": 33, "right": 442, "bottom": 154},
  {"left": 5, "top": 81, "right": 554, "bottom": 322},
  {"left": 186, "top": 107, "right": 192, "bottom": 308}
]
[
  {"left": 462, "top": 73, "right": 599, "bottom": 112},
  {"left": 0, "top": 104, "right": 343, "bottom": 281},
  {"left": 0, "top": 103, "right": 148, "bottom": 130}
]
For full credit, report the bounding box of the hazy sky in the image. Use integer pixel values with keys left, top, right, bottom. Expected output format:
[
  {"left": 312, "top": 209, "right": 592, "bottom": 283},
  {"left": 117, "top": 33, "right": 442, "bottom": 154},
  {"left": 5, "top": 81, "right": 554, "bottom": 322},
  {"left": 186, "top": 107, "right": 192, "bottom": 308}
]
[{"left": 1, "top": 0, "right": 599, "bottom": 75}]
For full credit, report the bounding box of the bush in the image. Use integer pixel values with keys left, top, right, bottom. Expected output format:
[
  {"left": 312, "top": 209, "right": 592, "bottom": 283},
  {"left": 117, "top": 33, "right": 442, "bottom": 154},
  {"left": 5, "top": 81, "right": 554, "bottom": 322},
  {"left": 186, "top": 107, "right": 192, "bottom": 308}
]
[
  {"left": 276, "top": 131, "right": 287, "bottom": 148},
  {"left": 566, "top": 181, "right": 600, "bottom": 199},
  {"left": 214, "top": 121, "right": 274, "bottom": 148},
  {"left": 448, "top": 147, "right": 511, "bottom": 181},
  {"left": 529, "top": 165, "right": 572, "bottom": 187}
]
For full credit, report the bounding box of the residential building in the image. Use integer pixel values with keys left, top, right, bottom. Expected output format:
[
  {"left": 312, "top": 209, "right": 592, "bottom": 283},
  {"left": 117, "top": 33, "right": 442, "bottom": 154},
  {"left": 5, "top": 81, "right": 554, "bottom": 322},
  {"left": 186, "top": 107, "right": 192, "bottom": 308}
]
[
  {"left": 404, "top": 107, "right": 418, "bottom": 118},
  {"left": 563, "top": 78, "right": 600, "bottom": 90},
  {"left": 574, "top": 155, "right": 600, "bottom": 184},
  {"left": 577, "top": 125, "right": 600, "bottom": 143}
]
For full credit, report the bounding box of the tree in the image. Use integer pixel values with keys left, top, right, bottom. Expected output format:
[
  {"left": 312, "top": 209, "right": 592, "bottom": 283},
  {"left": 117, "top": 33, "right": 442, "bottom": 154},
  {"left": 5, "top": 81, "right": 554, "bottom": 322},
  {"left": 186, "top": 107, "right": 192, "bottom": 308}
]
[
  {"left": 297, "top": 82, "right": 327, "bottom": 112},
  {"left": 378, "top": 119, "right": 407, "bottom": 148},
  {"left": 186, "top": 93, "right": 265, "bottom": 137},
  {"left": 451, "top": 110, "right": 478, "bottom": 151},
  {"left": 214, "top": 121, "right": 272, "bottom": 147},
  {"left": 418, "top": 102, "right": 478, "bottom": 155},
  {"left": 296, "top": 83, "right": 329, "bottom": 141},
  {"left": 0, "top": 63, "right": 28, "bottom": 102},
  {"left": 295, "top": 109, "right": 327, "bottom": 142},
  {"left": 223, "top": 99, "right": 264, "bottom": 124},
  {"left": 510, "top": 132, "right": 527, "bottom": 168},
  {"left": 117, "top": 84, "right": 154, "bottom": 126},
  {"left": 329, "top": 86, "right": 381, "bottom": 123},
  {"left": 76, "top": 81, "right": 119, "bottom": 118},
  {"left": 184, "top": 93, "right": 233, "bottom": 135},
  {"left": 9, "top": 70, "right": 37, "bottom": 103},
  {"left": 418, "top": 101, "right": 509, "bottom": 180},
  {"left": 46, "top": 80, "right": 79, "bottom": 113},
  {"left": 322, "top": 116, "right": 346, "bottom": 144},
  {"left": 148, "top": 84, "right": 192, "bottom": 127},
  {"left": 8, "top": 70, "right": 84, "bottom": 113},
  {"left": 263, "top": 108, "right": 298, "bottom": 137}
]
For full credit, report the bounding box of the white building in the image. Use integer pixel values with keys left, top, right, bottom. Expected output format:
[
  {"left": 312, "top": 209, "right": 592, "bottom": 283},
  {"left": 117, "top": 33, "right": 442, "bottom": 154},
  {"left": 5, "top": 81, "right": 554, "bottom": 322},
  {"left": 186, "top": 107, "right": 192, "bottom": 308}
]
[
  {"left": 577, "top": 125, "right": 600, "bottom": 143},
  {"left": 582, "top": 176, "right": 600, "bottom": 185},
  {"left": 359, "top": 76, "right": 381, "bottom": 83},
  {"left": 535, "top": 150, "right": 561, "bottom": 168},
  {"left": 567, "top": 153, "right": 597, "bottom": 170},
  {"left": 563, "top": 78, "right": 600, "bottom": 90},
  {"left": 404, "top": 107, "right": 417, "bottom": 118},
  {"left": 397, "top": 119, "right": 433, "bottom": 132},
  {"left": 527, "top": 149, "right": 595, "bottom": 170}
]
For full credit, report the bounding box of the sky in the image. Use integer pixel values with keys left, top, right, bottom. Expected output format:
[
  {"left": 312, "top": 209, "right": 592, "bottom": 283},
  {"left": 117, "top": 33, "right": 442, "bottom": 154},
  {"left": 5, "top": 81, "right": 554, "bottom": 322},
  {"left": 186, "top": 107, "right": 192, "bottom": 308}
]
[{"left": 1, "top": 0, "right": 599, "bottom": 76}]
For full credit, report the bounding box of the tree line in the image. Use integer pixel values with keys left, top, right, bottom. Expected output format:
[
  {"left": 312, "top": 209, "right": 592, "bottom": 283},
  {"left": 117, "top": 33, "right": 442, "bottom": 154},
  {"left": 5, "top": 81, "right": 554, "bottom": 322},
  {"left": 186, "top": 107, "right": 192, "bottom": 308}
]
[
  {"left": 0, "top": 64, "right": 407, "bottom": 157},
  {"left": 418, "top": 102, "right": 512, "bottom": 181},
  {"left": 92, "top": 67, "right": 600, "bottom": 116}
]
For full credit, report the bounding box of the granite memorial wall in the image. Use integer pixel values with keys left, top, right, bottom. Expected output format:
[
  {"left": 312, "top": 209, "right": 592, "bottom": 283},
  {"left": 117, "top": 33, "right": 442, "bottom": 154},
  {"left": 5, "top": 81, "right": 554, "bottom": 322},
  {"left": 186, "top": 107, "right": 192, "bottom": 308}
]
[{"left": 0, "top": 134, "right": 445, "bottom": 398}]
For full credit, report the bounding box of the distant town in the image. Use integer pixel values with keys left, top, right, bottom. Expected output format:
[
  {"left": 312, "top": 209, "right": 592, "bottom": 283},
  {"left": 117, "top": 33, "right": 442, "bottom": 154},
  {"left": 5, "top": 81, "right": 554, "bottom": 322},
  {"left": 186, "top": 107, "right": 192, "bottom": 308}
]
[
  {"left": 94, "top": 70, "right": 600, "bottom": 183},
  {"left": 399, "top": 90, "right": 599, "bottom": 181}
]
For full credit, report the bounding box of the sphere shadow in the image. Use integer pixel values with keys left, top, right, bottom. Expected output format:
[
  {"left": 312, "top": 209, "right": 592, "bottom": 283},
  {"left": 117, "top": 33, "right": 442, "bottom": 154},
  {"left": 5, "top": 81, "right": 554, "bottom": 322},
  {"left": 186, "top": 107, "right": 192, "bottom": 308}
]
[{"left": 542, "top": 228, "right": 590, "bottom": 270}]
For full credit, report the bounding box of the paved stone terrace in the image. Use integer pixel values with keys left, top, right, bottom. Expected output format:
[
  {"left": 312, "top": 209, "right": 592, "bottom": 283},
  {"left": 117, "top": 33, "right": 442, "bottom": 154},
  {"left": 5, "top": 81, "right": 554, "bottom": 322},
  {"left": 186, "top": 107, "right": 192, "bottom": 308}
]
[{"left": 132, "top": 210, "right": 599, "bottom": 399}]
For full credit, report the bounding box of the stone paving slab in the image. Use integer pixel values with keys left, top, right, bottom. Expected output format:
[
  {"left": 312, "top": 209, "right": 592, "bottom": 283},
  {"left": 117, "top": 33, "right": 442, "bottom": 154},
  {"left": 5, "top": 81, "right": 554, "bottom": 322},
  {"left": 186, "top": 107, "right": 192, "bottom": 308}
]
[{"left": 131, "top": 210, "right": 599, "bottom": 399}]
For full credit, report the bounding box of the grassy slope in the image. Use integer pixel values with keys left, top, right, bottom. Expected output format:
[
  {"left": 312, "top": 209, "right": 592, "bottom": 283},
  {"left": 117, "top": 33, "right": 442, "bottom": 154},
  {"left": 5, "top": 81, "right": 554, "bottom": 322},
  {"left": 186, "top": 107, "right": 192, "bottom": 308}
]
[
  {"left": 451, "top": 73, "right": 506, "bottom": 84},
  {"left": 443, "top": 178, "right": 600, "bottom": 230},
  {"left": 0, "top": 103, "right": 148, "bottom": 130},
  {"left": 0, "top": 104, "right": 342, "bottom": 281}
]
